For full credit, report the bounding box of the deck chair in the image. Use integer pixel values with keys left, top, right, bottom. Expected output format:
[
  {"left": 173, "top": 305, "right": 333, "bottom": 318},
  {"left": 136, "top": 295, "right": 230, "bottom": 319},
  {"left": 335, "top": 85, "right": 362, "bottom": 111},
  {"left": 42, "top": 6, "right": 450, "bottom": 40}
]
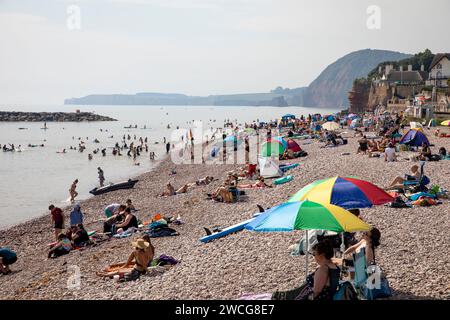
[
  {"left": 403, "top": 161, "right": 429, "bottom": 192},
  {"left": 352, "top": 247, "right": 380, "bottom": 300}
]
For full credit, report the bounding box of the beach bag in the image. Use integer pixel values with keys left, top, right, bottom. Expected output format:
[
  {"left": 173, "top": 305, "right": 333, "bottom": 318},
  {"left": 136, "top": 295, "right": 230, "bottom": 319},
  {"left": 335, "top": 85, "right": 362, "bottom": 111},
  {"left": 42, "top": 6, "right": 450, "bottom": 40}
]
[
  {"left": 364, "top": 274, "right": 392, "bottom": 299},
  {"left": 157, "top": 254, "right": 179, "bottom": 266},
  {"left": 363, "top": 248, "right": 392, "bottom": 300},
  {"left": 389, "top": 197, "right": 410, "bottom": 208},
  {"left": 334, "top": 281, "right": 358, "bottom": 300}
]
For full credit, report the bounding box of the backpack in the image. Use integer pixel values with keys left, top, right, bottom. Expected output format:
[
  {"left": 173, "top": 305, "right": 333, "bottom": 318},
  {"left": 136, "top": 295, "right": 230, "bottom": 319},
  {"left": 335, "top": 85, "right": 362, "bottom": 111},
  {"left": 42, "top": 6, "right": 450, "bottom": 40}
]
[{"left": 334, "top": 281, "right": 359, "bottom": 300}]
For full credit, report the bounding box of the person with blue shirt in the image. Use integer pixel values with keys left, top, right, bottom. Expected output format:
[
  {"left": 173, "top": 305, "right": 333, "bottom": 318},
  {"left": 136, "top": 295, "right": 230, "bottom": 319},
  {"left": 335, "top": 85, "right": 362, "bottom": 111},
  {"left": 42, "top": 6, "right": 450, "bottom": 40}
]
[
  {"left": 70, "top": 204, "right": 84, "bottom": 227},
  {"left": 0, "top": 247, "right": 17, "bottom": 275}
]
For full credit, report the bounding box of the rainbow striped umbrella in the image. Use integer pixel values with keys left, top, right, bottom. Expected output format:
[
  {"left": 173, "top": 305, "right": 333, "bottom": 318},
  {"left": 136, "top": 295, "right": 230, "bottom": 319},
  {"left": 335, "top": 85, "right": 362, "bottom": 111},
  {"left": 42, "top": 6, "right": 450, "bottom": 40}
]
[
  {"left": 289, "top": 176, "right": 394, "bottom": 209},
  {"left": 246, "top": 200, "right": 370, "bottom": 278},
  {"left": 246, "top": 201, "right": 370, "bottom": 233}
]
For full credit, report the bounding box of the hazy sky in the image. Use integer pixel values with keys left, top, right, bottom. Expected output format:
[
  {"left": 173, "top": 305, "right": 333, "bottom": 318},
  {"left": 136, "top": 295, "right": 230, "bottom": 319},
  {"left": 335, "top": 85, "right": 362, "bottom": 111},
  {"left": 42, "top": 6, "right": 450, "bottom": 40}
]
[{"left": 1, "top": 0, "right": 449, "bottom": 104}]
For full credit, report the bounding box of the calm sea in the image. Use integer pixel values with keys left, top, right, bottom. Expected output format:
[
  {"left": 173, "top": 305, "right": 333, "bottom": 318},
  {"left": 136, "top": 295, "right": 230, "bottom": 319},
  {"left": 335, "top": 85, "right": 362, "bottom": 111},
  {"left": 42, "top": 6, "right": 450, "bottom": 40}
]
[{"left": 0, "top": 105, "right": 339, "bottom": 228}]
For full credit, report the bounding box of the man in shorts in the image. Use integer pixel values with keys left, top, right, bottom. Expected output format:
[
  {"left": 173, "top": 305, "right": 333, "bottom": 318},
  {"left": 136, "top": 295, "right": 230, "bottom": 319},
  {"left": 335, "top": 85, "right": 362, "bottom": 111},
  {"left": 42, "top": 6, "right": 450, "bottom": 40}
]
[{"left": 49, "top": 204, "right": 64, "bottom": 240}]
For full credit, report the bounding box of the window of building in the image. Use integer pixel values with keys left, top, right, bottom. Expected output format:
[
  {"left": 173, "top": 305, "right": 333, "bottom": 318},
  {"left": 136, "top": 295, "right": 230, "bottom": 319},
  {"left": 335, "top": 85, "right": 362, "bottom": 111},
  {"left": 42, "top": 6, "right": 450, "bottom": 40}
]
[{"left": 437, "top": 63, "right": 442, "bottom": 69}]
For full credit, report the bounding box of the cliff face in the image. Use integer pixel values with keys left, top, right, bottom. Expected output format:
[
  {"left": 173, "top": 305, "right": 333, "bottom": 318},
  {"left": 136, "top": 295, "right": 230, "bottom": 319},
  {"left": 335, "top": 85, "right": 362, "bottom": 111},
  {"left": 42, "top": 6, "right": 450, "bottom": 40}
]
[
  {"left": 303, "top": 49, "right": 411, "bottom": 108},
  {"left": 366, "top": 83, "right": 391, "bottom": 112},
  {"left": 348, "top": 81, "right": 370, "bottom": 113}
]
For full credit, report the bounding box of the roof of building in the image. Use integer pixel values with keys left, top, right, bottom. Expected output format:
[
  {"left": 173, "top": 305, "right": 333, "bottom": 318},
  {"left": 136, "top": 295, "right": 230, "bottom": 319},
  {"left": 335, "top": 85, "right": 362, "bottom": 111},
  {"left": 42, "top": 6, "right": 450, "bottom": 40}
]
[
  {"left": 429, "top": 53, "right": 450, "bottom": 70},
  {"left": 387, "top": 70, "right": 428, "bottom": 82}
]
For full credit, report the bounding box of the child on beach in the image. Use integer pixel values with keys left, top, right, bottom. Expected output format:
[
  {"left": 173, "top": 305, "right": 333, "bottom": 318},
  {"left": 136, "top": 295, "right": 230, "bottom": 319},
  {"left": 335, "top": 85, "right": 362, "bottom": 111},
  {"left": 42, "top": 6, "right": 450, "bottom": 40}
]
[
  {"left": 69, "top": 179, "right": 79, "bottom": 202},
  {"left": 98, "top": 167, "right": 105, "bottom": 187},
  {"left": 69, "top": 204, "right": 84, "bottom": 227},
  {"left": 48, "top": 233, "right": 72, "bottom": 259}
]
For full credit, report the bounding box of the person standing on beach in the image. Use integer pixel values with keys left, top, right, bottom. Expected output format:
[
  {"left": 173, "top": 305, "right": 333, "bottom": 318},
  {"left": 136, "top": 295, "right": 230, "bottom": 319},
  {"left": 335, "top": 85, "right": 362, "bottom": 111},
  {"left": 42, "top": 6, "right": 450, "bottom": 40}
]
[
  {"left": 49, "top": 204, "right": 64, "bottom": 240},
  {"left": 166, "top": 141, "right": 171, "bottom": 154},
  {"left": 98, "top": 167, "right": 105, "bottom": 187},
  {"left": 69, "top": 204, "right": 84, "bottom": 227},
  {"left": 69, "top": 179, "right": 78, "bottom": 203}
]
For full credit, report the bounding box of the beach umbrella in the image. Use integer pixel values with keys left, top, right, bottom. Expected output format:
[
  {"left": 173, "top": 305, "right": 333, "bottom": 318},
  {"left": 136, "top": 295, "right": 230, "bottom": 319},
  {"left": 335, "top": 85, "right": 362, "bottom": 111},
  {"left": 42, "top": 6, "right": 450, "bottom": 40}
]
[
  {"left": 261, "top": 140, "right": 286, "bottom": 157},
  {"left": 288, "top": 176, "right": 394, "bottom": 209},
  {"left": 282, "top": 114, "right": 296, "bottom": 120},
  {"left": 322, "top": 121, "right": 339, "bottom": 131},
  {"left": 245, "top": 200, "right": 370, "bottom": 278},
  {"left": 440, "top": 120, "right": 450, "bottom": 126}
]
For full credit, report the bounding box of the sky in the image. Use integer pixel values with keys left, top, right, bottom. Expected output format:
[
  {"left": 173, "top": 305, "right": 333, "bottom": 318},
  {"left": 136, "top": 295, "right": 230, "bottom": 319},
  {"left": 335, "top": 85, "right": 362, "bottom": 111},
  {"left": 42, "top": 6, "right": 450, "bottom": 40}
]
[{"left": 0, "top": 0, "right": 449, "bottom": 104}]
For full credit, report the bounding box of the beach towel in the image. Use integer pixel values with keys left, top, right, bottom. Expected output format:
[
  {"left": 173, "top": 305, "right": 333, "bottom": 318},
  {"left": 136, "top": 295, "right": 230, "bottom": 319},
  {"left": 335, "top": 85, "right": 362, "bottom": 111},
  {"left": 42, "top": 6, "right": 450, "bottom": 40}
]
[
  {"left": 96, "top": 263, "right": 135, "bottom": 278},
  {"left": 409, "top": 192, "right": 436, "bottom": 201},
  {"left": 145, "top": 227, "right": 179, "bottom": 238},
  {"left": 238, "top": 293, "right": 272, "bottom": 300}
]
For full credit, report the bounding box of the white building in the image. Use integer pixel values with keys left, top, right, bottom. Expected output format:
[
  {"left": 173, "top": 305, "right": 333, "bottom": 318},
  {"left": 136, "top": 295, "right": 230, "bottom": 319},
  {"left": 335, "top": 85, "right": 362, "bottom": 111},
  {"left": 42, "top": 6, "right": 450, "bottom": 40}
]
[{"left": 427, "top": 53, "right": 450, "bottom": 88}]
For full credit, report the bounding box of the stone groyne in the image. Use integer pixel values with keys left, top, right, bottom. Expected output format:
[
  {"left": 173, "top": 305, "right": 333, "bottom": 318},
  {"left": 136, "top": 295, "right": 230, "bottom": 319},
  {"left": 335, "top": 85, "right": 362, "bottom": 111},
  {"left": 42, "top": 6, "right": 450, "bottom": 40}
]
[{"left": 0, "top": 111, "right": 117, "bottom": 122}]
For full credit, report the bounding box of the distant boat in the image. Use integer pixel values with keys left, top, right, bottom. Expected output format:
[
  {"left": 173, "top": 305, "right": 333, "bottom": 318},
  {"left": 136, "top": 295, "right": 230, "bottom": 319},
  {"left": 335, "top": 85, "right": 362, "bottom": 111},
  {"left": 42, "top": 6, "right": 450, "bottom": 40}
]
[
  {"left": 41, "top": 122, "right": 48, "bottom": 130},
  {"left": 89, "top": 179, "right": 139, "bottom": 196},
  {"left": 18, "top": 127, "right": 28, "bottom": 130}
]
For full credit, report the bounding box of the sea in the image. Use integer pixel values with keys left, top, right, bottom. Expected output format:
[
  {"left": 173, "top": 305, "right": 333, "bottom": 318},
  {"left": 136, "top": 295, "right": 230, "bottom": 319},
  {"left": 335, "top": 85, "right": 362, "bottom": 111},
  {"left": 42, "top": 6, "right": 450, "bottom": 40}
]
[{"left": 0, "top": 105, "right": 340, "bottom": 229}]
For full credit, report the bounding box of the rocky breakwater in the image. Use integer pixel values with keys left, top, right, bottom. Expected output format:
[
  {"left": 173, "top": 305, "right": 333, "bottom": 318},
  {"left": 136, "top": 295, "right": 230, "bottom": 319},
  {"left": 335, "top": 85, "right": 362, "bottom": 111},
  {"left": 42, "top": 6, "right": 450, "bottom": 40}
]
[{"left": 0, "top": 111, "right": 117, "bottom": 122}]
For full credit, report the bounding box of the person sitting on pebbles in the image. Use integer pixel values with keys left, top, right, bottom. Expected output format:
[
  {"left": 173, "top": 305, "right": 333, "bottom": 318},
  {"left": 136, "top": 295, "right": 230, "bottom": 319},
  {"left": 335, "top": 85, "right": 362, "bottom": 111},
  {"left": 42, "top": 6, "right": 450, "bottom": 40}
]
[
  {"left": 115, "top": 207, "right": 139, "bottom": 233},
  {"left": 122, "top": 238, "right": 154, "bottom": 281},
  {"left": 385, "top": 164, "right": 420, "bottom": 190},
  {"left": 0, "top": 247, "right": 17, "bottom": 275},
  {"left": 343, "top": 227, "right": 381, "bottom": 267},
  {"left": 48, "top": 233, "right": 72, "bottom": 259},
  {"left": 159, "top": 182, "right": 188, "bottom": 196}
]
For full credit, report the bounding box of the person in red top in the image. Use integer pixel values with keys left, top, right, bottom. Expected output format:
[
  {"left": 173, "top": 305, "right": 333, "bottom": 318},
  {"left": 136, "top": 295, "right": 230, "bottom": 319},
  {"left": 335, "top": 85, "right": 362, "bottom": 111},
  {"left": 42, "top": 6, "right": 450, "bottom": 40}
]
[{"left": 49, "top": 204, "right": 64, "bottom": 240}]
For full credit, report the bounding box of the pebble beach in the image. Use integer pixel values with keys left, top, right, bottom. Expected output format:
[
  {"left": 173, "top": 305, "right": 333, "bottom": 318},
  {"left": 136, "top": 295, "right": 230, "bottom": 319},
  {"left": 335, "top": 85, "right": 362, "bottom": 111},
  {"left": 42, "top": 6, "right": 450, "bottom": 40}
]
[{"left": 1, "top": 129, "right": 449, "bottom": 300}]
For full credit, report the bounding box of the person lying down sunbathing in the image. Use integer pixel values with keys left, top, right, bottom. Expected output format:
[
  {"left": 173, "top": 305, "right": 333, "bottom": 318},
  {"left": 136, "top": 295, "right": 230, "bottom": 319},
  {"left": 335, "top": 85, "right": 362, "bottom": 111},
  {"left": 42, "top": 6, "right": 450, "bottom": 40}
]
[{"left": 239, "top": 177, "right": 272, "bottom": 189}]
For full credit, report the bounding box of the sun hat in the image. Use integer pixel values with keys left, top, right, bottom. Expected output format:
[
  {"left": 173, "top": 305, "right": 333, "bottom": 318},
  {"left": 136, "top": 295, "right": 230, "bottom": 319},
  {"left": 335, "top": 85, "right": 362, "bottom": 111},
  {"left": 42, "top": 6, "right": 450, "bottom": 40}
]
[{"left": 132, "top": 239, "right": 150, "bottom": 250}]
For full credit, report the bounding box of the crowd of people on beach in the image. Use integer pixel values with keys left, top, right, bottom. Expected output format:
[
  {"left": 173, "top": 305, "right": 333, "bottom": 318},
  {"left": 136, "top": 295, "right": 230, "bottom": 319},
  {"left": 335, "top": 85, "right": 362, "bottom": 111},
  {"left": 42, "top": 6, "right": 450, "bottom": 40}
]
[{"left": 2, "top": 110, "right": 449, "bottom": 299}]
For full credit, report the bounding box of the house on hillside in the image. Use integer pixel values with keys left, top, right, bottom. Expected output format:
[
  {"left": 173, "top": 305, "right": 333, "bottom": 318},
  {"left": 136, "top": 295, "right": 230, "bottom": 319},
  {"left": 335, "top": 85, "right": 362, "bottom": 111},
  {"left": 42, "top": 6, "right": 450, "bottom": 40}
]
[{"left": 426, "top": 53, "right": 450, "bottom": 88}]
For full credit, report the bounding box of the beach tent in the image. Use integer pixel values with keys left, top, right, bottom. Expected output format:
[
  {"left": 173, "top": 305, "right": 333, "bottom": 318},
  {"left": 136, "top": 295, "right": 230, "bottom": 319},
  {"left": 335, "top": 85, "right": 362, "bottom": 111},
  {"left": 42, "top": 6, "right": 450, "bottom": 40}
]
[
  {"left": 258, "top": 157, "right": 283, "bottom": 178},
  {"left": 286, "top": 139, "right": 302, "bottom": 152},
  {"left": 261, "top": 140, "right": 286, "bottom": 157},
  {"left": 322, "top": 121, "right": 339, "bottom": 131},
  {"left": 282, "top": 114, "right": 296, "bottom": 120},
  {"left": 326, "top": 115, "right": 335, "bottom": 121},
  {"left": 271, "top": 136, "right": 288, "bottom": 148},
  {"left": 400, "top": 129, "right": 430, "bottom": 146}
]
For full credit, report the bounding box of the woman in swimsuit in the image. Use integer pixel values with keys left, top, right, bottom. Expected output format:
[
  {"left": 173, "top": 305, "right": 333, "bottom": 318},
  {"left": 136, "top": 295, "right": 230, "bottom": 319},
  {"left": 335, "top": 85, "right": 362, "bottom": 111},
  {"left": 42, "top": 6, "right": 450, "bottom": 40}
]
[{"left": 115, "top": 208, "right": 138, "bottom": 233}]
